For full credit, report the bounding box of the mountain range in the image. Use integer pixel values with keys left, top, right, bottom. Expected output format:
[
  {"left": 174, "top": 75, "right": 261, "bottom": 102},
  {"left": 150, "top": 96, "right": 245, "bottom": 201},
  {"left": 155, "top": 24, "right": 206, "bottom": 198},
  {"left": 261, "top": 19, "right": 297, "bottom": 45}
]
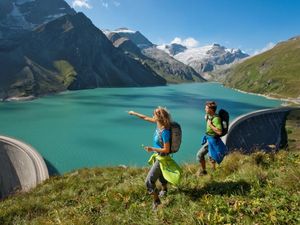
[
  {"left": 158, "top": 43, "right": 249, "bottom": 80},
  {"left": 0, "top": 0, "right": 265, "bottom": 100},
  {"left": 104, "top": 28, "right": 206, "bottom": 83},
  {"left": 0, "top": 0, "right": 167, "bottom": 99}
]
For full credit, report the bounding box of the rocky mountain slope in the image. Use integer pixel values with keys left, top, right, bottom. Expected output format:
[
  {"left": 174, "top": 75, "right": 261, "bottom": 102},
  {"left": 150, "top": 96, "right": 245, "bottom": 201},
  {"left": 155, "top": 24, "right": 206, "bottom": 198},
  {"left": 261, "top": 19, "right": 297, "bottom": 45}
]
[
  {"left": 0, "top": 1, "right": 167, "bottom": 99},
  {"left": 104, "top": 28, "right": 153, "bottom": 49},
  {"left": 0, "top": 12, "right": 166, "bottom": 99},
  {"left": 158, "top": 43, "right": 249, "bottom": 79},
  {"left": 105, "top": 28, "right": 206, "bottom": 83},
  {"left": 0, "top": 0, "right": 76, "bottom": 39},
  {"left": 224, "top": 36, "right": 300, "bottom": 99}
]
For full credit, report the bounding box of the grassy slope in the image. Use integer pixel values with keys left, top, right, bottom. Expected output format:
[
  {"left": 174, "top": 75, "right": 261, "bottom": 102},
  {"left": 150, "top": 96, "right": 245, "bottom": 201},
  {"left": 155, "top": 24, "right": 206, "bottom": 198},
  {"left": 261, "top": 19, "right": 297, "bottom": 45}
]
[
  {"left": 0, "top": 113, "right": 299, "bottom": 225},
  {"left": 224, "top": 37, "right": 300, "bottom": 98},
  {"left": 53, "top": 60, "right": 78, "bottom": 87}
]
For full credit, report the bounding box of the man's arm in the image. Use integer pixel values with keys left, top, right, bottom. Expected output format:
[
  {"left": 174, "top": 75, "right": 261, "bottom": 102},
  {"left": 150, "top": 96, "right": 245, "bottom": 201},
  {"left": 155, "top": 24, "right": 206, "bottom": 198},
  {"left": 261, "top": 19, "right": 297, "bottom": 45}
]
[{"left": 208, "top": 118, "right": 222, "bottom": 136}]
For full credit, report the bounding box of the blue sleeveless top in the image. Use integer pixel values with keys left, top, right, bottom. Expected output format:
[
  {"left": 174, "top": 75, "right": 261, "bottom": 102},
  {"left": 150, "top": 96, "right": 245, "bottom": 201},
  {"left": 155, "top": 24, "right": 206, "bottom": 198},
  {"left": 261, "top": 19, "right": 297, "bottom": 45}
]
[{"left": 153, "top": 128, "right": 171, "bottom": 156}]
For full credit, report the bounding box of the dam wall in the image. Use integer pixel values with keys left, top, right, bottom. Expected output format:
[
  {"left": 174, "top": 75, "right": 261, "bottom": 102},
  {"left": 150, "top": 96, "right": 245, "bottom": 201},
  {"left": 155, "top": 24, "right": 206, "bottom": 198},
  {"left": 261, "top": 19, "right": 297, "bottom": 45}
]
[
  {"left": 0, "top": 135, "right": 49, "bottom": 199},
  {"left": 224, "top": 107, "right": 300, "bottom": 153}
]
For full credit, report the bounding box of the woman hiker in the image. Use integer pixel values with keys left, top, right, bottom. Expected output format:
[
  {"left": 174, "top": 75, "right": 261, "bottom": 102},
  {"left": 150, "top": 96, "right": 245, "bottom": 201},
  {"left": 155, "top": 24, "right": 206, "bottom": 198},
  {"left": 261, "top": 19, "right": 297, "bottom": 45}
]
[{"left": 128, "top": 106, "right": 181, "bottom": 210}]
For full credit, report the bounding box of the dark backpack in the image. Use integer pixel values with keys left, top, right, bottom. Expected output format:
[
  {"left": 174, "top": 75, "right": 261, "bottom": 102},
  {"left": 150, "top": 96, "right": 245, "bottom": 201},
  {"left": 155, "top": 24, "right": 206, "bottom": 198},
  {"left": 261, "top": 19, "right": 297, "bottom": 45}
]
[
  {"left": 218, "top": 109, "right": 229, "bottom": 136},
  {"left": 159, "top": 122, "right": 182, "bottom": 153}
]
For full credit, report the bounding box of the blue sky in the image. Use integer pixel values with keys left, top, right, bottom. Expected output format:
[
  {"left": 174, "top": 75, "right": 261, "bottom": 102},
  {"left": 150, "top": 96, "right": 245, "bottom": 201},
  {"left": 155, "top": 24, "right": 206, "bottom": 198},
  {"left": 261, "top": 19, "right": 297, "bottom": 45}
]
[{"left": 65, "top": 0, "right": 300, "bottom": 55}]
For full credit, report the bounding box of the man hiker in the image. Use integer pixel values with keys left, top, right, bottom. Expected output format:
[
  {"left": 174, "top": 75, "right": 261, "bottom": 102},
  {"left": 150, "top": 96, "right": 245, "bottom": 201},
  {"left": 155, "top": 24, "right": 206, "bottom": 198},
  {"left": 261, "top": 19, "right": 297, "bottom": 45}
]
[{"left": 197, "top": 101, "right": 228, "bottom": 175}]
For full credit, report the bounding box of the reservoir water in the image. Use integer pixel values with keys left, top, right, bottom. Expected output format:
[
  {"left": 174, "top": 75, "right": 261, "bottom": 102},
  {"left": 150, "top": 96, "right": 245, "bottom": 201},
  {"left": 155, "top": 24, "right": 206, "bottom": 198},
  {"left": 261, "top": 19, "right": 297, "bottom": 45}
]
[{"left": 0, "top": 83, "right": 283, "bottom": 174}]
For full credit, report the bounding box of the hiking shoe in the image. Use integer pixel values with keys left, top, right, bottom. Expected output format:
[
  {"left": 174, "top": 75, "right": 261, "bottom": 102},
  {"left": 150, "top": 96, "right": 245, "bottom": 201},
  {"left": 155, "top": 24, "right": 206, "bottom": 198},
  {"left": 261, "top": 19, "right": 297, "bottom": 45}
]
[
  {"left": 158, "top": 189, "right": 167, "bottom": 198},
  {"left": 152, "top": 199, "right": 161, "bottom": 211},
  {"left": 198, "top": 170, "right": 208, "bottom": 176}
]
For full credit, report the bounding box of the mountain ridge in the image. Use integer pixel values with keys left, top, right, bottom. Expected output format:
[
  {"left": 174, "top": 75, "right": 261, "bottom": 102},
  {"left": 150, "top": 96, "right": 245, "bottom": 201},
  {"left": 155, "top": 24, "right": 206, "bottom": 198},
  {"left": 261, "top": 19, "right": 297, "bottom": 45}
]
[
  {"left": 224, "top": 36, "right": 300, "bottom": 99},
  {"left": 105, "top": 28, "right": 206, "bottom": 83},
  {"left": 0, "top": 11, "right": 166, "bottom": 99}
]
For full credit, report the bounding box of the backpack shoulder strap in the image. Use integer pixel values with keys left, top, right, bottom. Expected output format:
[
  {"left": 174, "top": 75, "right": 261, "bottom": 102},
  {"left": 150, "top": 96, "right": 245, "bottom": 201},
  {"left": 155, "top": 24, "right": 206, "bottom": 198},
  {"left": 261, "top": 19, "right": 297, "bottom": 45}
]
[
  {"left": 210, "top": 114, "right": 220, "bottom": 125},
  {"left": 158, "top": 128, "right": 170, "bottom": 146}
]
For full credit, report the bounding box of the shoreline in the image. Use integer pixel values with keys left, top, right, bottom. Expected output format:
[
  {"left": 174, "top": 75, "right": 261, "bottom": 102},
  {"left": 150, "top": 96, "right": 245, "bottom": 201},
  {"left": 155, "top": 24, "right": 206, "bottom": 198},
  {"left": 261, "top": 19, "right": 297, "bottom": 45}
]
[
  {"left": 230, "top": 87, "right": 300, "bottom": 106},
  {"left": 2, "top": 95, "right": 36, "bottom": 102},
  {"left": 2, "top": 83, "right": 300, "bottom": 106}
]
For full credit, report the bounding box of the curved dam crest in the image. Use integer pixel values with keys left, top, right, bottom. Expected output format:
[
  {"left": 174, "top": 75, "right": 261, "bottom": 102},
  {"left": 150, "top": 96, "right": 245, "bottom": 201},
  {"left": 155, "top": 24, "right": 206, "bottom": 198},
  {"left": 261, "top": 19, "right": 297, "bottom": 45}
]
[
  {"left": 224, "top": 107, "right": 300, "bottom": 152},
  {"left": 0, "top": 136, "right": 49, "bottom": 199}
]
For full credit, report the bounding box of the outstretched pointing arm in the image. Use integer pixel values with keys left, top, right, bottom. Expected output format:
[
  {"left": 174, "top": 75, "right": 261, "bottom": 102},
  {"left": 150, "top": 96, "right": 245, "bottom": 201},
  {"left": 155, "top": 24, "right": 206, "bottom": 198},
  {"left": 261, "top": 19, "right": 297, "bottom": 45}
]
[{"left": 128, "top": 111, "right": 156, "bottom": 123}]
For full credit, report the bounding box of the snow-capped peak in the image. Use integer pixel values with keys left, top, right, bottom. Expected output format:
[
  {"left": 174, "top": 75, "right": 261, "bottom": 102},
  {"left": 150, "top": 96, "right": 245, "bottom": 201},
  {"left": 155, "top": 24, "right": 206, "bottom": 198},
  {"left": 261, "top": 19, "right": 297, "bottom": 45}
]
[
  {"left": 157, "top": 41, "right": 249, "bottom": 74},
  {"left": 114, "top": 28, "right": 136, "bottom": 34}
]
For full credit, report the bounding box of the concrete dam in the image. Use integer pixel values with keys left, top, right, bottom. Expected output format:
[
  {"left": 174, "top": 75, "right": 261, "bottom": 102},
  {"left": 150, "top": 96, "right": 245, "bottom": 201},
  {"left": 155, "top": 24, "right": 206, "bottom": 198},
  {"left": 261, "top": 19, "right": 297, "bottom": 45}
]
[
  {"left": 0, "top": 136, "right": 49, "bottom": 199},
  {"left": 224, "top": 107, "right": 300, "bottom": 153}
]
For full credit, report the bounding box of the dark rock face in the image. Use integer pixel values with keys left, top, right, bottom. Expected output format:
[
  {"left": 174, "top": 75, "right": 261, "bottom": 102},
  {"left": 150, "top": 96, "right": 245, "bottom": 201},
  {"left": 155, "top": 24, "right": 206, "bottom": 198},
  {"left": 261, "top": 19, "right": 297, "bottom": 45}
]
[
  {"left": 111, "top": 28, "right": 154, "bottom": 49},
  {"left": 141, "top": 47, "right": 206, "bottom": 83},
  {"left": 165, "top": 43, "right": 187, "bottom": 56},
  {"left": 0, "top": 13, "right": 166, "bottom": 99},
  {"left": 189, "top": 61, "right": 214, "bottom": 73},
  {"left": 112, "top": 37, "right": 146, "bottom": 59}
]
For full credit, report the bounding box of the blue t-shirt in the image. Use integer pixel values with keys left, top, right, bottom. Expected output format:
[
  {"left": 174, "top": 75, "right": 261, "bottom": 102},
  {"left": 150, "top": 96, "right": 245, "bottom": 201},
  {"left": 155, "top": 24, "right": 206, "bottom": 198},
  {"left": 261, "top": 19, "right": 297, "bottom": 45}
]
[{"left": 153, "top": 128, "right": 171, "bottom": 152}]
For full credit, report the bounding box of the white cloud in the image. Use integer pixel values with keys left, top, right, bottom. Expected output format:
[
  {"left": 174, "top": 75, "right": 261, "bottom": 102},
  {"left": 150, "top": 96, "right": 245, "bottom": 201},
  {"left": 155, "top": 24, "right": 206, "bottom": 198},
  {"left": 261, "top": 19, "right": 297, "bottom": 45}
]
[
  {"left": 171, "top": 37, "right": 199, "bottom": 48},
  {"left": 72, "top": 0, "right": 92, "bottom": 9},
  {"left": 100, "top": 0, "right": 121, "bottom": 9},
  {"left": 253, "top": 42, "right": 275, "bottom": 55}
]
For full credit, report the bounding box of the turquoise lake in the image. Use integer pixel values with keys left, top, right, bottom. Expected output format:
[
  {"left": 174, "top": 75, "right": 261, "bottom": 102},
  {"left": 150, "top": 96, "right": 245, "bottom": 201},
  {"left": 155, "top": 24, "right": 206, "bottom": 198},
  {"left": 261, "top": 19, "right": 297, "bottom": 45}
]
[{"left": 0, "top": 83, "right": 283, "bottom": 174}]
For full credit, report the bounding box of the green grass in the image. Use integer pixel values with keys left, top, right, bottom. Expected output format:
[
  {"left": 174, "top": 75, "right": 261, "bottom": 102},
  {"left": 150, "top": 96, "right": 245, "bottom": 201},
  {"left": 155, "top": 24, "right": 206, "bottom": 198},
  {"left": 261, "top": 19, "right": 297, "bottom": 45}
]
[
  {"left": 1, "top": 113, "right": 300, "bottom": 225},
  {"left": 224, "top": 36, "right": 300, "bottom": 98},
  {"left": 0, "top": 151, "right": 299, "bottom": 225},
  {"left": 54, "top": 60, "right": 77, "bottom": 87}
]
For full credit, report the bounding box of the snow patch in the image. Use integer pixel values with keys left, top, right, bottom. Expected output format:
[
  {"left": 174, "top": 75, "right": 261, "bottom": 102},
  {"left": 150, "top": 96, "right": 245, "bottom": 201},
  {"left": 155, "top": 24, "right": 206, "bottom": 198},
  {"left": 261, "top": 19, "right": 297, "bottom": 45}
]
[
  {"left": 114, "top": 28, "right": 136, "bottom": 34},
  {"left": 7, "top": 3, "right": 35, "bottom": 30},
  {"left": 174, "top": 45, "right": 214, "bottom": 64},
  {"left": 157, "top": 44, "right": 167, "bottom": 52},
  {"left": 44, "top": 13, "right": 66, "bottom": 20},
  {"left": 101, "top": 29, "right": 111, "bottom": 36},
  {"left": 225, "top": 48, "right": 240, "bottom": 54},
  {"left": 42, "top": 13, "right": 67, "bottom": 25}
]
